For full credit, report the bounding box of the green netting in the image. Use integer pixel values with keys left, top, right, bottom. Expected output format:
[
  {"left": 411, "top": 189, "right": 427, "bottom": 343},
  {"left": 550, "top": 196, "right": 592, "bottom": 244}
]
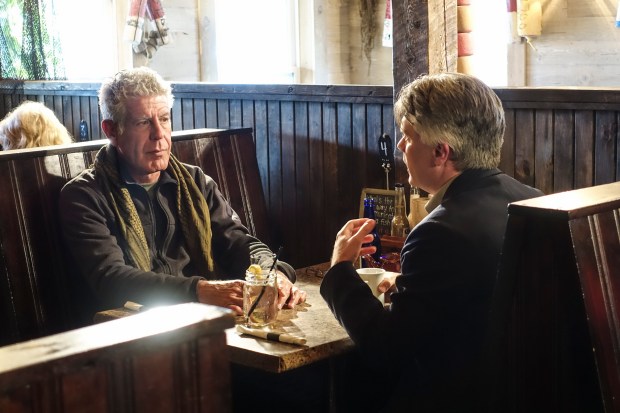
[{"left": 0, "top": 0, "right": 65, "bottom": 80}]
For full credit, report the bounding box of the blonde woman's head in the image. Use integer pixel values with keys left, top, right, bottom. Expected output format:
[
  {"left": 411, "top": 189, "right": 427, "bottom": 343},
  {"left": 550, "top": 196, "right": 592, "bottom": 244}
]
[{"left": 0, "top": 101, "right": 73, "bottom": 150}]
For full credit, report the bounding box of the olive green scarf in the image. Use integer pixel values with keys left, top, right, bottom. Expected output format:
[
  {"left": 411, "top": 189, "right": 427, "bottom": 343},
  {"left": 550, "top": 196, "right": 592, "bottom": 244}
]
[{"left": 94, "top": 145, "right": 214, "bottom": 273}]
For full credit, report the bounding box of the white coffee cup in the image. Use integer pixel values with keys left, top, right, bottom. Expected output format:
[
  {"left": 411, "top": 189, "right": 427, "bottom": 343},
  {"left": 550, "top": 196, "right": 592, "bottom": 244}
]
[{"left": 356, "top": 268, "right": 386, "bottom": 304}]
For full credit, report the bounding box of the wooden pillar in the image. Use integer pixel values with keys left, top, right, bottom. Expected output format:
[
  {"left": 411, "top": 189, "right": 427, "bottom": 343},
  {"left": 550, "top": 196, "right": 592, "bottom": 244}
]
[
  {"left": 391, "top": 0, "right": 457, "bottom": 97},
  {"left": 391, "top": 0, "right": 457, "bottom": 186}
]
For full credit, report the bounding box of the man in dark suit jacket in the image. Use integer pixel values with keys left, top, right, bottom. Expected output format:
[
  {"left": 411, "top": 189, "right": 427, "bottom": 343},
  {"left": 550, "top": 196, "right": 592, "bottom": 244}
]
[{"left": 320, "top": 73, "right": 544, "bottom": 412}]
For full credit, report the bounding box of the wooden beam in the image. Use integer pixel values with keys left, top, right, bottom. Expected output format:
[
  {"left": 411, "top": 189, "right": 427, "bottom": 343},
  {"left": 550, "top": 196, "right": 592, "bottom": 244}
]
[
  {"left": 392, "top": 0, "right": 457, "bottom": 97},
  {"left": 391, "top": 0, "right": 457, "bottom": 187}
]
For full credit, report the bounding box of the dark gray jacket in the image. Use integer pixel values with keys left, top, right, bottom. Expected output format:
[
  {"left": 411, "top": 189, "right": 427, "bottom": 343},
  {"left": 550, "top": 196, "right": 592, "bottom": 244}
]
[
  {"left": 321, "top": 169, "right": 543, "bottom": 412},
  {"left": 59, "top": 154, "right": 294, "bottom": 320}
]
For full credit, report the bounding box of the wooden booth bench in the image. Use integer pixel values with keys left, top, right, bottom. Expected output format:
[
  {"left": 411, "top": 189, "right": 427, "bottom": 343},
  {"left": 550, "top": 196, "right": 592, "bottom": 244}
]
[
  {"left": 0, "top": 303, "right": 235, "bottom": 413},
  {"left": 0, "top": 127, "right": 268, "bottom": 346},
  {"left": 0, "top": 127, "right": 268, "bottom": 412},
  {"left": 486, "top": 181, "right": 620, "bottom": 413}
]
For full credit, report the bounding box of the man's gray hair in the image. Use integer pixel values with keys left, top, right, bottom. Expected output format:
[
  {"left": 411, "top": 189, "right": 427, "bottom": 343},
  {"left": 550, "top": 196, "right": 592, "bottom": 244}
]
[
  {"left": 99, "top": 67, "right": 174, "bottom": 134},
  {"left": 394, "top": 72, "right": 505, "bottom": 170}
]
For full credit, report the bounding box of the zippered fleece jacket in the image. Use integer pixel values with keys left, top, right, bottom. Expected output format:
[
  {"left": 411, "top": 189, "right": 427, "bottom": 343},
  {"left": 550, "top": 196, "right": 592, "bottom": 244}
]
[{"left": 59, "top": 150, "right": 294, "bottom": 324}]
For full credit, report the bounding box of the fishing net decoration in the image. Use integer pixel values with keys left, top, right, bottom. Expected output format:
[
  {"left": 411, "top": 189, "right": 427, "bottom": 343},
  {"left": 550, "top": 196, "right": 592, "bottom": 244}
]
[{"left": 0, "top": 0, "right": 66, "bottom": 80}]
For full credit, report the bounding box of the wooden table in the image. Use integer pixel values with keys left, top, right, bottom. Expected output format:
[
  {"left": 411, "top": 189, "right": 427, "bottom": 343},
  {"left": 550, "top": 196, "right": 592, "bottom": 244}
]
[
  {"left": 95, "top": 263, "right": 355, "bottom": 373},
  {"left": 95, "top": 263, "right": 399, "bottom": 411},
  {"left": 226, "top": 263, "right": 354, "bottom": 373}
]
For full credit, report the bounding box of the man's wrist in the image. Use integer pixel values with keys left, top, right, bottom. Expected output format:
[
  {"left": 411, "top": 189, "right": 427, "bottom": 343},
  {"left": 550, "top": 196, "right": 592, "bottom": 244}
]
[{"left": 196, "top": 279, "right": 210, "bottom": 301}]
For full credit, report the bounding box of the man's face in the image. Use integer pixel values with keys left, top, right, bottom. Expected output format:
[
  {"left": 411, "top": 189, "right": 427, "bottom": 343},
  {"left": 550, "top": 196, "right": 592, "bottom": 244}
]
[
  {"left": 110, "top": 95, "right": 172, "bottom": 184},
  {"left": 397, "top": 116, "right": 436, "bottom": 193}
]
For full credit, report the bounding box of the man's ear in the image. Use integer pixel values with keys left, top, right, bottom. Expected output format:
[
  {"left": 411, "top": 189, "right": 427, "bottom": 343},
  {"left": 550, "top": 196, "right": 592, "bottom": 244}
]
[
  {"left": 433, "top": 143, "right": 452, "bottom": 165},
  {"left": 101, "top": 119, "right": 118, "bottom": 145}
]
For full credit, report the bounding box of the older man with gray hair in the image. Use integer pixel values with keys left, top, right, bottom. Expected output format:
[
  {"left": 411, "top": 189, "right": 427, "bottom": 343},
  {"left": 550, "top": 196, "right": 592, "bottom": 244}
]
[{"left": 59, "top": 67, "right": 305, "bottom": 323}]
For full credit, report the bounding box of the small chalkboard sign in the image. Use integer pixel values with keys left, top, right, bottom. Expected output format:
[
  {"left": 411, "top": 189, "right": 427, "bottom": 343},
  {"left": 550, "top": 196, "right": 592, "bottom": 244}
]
[{"left": 359, "top": 187, "right": 396, "bottom": 236}]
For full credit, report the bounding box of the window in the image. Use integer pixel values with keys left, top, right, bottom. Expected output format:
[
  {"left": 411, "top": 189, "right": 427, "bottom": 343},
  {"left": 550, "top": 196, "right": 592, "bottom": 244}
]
[
  {"left": 211, "top": 0, "right": 298, "bottom": 83},
  {"left": 55, "top": 0, "right": 119, "bottom": 81},
  {"left": 470, "top": 0, "right": 509, "bottom": 87}
]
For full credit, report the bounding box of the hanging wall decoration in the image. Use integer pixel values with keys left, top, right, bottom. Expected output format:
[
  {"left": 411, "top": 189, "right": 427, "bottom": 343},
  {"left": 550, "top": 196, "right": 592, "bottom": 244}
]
[
  {"left": 516, "top": 0, "right": 542, "bottom": 49},
  {"left": 360, "top": 0, "right": 379, "bottom": 67},
  {"left": 125, "top": 0, "right": 171, "bottom": 61}
]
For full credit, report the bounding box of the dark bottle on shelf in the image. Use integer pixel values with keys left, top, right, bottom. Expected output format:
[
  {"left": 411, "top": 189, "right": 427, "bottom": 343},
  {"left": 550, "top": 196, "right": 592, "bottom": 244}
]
[
  {"left": 79, "top": 120, "right": 89, "bottom": 142},
  {"left": 362, "top": 196, "right": 382, "bottom": 267}
]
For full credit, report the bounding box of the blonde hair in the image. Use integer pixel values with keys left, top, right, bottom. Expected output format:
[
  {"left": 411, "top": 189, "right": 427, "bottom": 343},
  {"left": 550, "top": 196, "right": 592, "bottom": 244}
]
[
  {"left": 0, "top": 101, "right": 73, "bottom": 150},
  {"left": 394, "top": 73, "right": 505, "bottom": 170}
]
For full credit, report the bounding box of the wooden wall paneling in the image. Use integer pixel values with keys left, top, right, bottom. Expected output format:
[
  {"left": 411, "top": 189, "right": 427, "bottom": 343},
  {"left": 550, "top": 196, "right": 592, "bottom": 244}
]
[
  {"left": 308, "top": 101, "right": 327, "bottom": 265},
  {"left": 181, "top": 98, "right": 195, "bottom": 130},
  {"left": 293, "top": 102, "right": 311, "bottom": 266},
  {"left": 322, "top": 101, "right": 340, "bottom": 249},
  {"left": 70, "top": 96, "right": 80, "bottom": 139},
  {"left": 574, "top": 110, "right": 595, "bottom": 189},
  {"left": 594, "top": 111, "right": 618, "bottom": 185},
  {"left": 44, "top": 94, "right": 56, "bottom": 121},
  {"left": 88, "top": 96, "right": 101, "bottom": 140},
  {"left": 61, "top": 96, "right": 73, "bottom": 141},
  {"left": 52, "top": 96, "right": 63, "bottom": 133},
  {"left": 228, "top": 99, "right": 243, "bottom": 128},
  {"left": 280, "top": 101, "right": 297, "bottom": 262},
  {"left": 514, "top": 109, "right": 536, "bottom": 189},
  {"left": 205, "top": 98, "right": 218, "bottom": 128},
  {"left": 553, "top": 110, "right": 575, "bottom": 192},
  {"left": 1, "top": 94, "right": 13, "bottom": 117},
  {"left": 0, "top": 94, "right": 6, "bottom": 118},
  {"left": 336, "top": 103, "right": 356, "bottom": 228},
  {"left": 501, "top": 109, "right": 516, "bottom": 178},
  {"left": 241, "top": 99, "right": 256, "bottom": 136},
  {"left": 352, "top": 102, "right": 369, "bottom": 219},
  {"left": 267, "top": 100, "right": 284, "bottom": 246},
  {"left": 253, "top": 100, "right": 269, "bottom": 223},
  {"left": 171, "top": 98, "right": 183, "bottom": 132},
  {"left": 534, "top": 109, "right": 553, "bottom": 194},
  {"left": 193, "top": 99, "right": 207, "bottom": 129},
  {"left": 366, "top": 103, "right": 387, "bottom": 192},
  {"left": 217, "top": 99, "right": 230, "bottom": 128}
]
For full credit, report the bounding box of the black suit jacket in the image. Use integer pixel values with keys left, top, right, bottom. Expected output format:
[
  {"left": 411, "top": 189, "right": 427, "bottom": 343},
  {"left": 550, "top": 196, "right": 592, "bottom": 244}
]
[{"left": 320, "top": 169, "right": 544, "bottom": 412}]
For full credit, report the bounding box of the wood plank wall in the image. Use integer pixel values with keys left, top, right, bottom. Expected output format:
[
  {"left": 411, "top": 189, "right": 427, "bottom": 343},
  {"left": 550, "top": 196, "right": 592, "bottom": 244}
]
[
  {"left": 1, "top": 82, "right": 619, "bottom": 267},
  {"left": 496, "top": 88, "right": 620, "bottom": 195}
]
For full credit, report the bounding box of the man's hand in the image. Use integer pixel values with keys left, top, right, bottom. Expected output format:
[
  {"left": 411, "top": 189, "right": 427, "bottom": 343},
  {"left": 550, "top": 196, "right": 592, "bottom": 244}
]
[
  {"left": 276, "top": 272, "right": 307, "bottom": 309},
  {"left": 196, "top": 279, "right": 245, "bottom": 315},
  {"left": 331, "top": 218, "right": 377, "bottom": 266}
]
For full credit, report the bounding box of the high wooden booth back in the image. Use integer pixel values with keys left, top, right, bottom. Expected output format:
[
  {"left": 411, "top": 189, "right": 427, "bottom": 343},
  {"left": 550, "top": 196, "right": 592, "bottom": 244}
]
[
  {"left": 0, "top": 127, "right": 269, "bottom": 346},
  {"left": 487, "top": 181, "right": 620, "bottom": 412},
  {"left": 0, "top": 303, "right": 234, "bottom": 413},
  {"left": 2, "top": 83, "right": 620, "bottom": 268}
]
